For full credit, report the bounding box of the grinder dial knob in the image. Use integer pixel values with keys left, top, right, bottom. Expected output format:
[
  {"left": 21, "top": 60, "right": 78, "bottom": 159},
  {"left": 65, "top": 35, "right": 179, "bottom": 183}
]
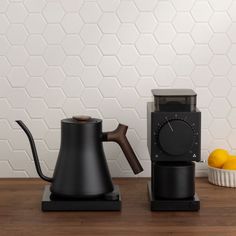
[{"left": 158, "top": 119, "right": 194, "bottom": 156}]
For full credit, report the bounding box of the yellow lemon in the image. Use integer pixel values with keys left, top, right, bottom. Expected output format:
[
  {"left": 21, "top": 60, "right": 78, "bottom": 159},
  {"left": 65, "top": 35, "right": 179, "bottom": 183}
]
[
  {"left": 222, "top": 159, "right": 236, "bottom": 170},
  {"left": 208, "top": 149, "right": 229, "bottom": 168}
]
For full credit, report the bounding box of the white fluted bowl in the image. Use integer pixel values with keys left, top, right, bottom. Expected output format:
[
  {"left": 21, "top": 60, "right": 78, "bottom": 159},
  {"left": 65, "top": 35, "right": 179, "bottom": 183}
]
[{"left": 208, "top": 166, "right": 236, "bottom": 187}]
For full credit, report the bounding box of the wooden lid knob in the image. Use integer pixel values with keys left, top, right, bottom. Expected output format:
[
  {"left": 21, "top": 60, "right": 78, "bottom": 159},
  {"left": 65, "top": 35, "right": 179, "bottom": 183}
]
[{"left": 72, "top": 115, "right": 91, "bottom": 122}]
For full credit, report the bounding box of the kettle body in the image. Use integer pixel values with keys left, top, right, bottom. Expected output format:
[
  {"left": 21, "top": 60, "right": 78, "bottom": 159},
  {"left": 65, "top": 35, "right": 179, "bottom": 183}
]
[{"left": 16, "top": 116, "right": 143, "bottom": 198}]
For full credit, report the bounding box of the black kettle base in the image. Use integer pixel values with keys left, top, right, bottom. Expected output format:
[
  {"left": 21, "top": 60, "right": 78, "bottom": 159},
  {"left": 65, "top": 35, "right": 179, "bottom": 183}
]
[
  {"left": 147, "top": 181, "right": 200, "bottom": 211},
  {"left": 42, "top": 185, "right": 121, "bottom": 211}
]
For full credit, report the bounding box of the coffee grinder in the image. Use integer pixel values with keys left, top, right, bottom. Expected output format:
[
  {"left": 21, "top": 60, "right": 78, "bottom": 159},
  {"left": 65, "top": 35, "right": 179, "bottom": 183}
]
[{"left": 147, "top": 89, "right": 201, "bottom": 211}]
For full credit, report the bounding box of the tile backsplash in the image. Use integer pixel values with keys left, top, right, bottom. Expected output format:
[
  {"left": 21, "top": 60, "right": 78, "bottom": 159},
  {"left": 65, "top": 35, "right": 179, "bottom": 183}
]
[{"left": 1, "top": 0, "right": 236, "bottom": 177}]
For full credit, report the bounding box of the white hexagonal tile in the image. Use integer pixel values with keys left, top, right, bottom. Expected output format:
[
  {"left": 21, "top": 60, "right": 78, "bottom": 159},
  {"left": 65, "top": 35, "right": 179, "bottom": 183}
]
[
  {"left": 0, "top": 56, "right": 10, "bottom": 76},
  {"left": 136, "top": 35, "right": 157, "bottom": 55},
  {"left": 43, "top": 2, "right": 65, "bottom": 23},
  {"left": 26, "top": 99, "right": 47, "bottom": 118},
  {"left": 62, "top": 77, "right": 83, "bottom": 97},
  {"left": 155, "top": 2, "right": 176, "bottom": 22},
  {"left": 6, "top": 24, "right": 28, "bottom": 45},
  {"left": 195, "top": 88, "right": 213, "bottom": 108},
  {"left": 0, "top": 99, "right": 10, "bottom": 119},
  {"left": 191, "top": 45, "right": 213, "bottom": 65},
  {"left": 117, "top": 1, "right": 138, "bottom": 23},
  {"left": 99, "top": 98, "right": 121, "bottom": 118},
  {"left": 44, "top": 67, "right": 65, "bottom": 87},
  {"left": 26, "top": 78, "right": 47, "bottom": 97},
  {"left": 25, "top": 14, "right": 46, "bottom": 34},
  {"left": 62, "top": 56, "right": 83, "bottom": 76},
  {"left": 209, "top": 0, "right": 232, "bottom": 11},
  {"left": 191, "top": 66, "right": 213, "bottom": 87},
  {"left": 172, "top": 34, "right": 194, "bottom": 54},
  {"left": 201, "top": 108, "right": 213, "bottom": 129},
  {"left": 99, "top": 56, "right": 120, "bottom": 76},
  {"left": 62, "top": 98, "right": 86, "bottom": 117},
  {"left": 6, "top": 3, "right": 27, "bottom": 23},
  {"left": 80, "top": 24, "right": 102, "bottom": 44},
  {"left": 154, "top": 67, "right": 175, "bottom": 87},
  {"left": 228, "top": 1, "right": 236, "bottom": 21},
  {"left": 80, "top": 2, "right": 101, "bottom": 23},
  {"left": 0, "top": 36, "right": 10, "bottom": 55},
  {"left": 117, "top": 24, "right": 139, "bottom": 44},
  {"left": 228, "top": 66, "right": 236, "bottom": 86},
  {"left": 172, "top": 55, "right": 194, "bottom": 76},
  {"left": 201, "top": 129, "right": 213, "bottom": 150},
  {"left": 135, "top": 56, "right": 157, "bottom": 76},
  {"left": 61, "top": 13, "right": 83, "bottom": 34},
  {"left": 25, "top": 35, "right": 46, "bottom": 55},
  {"left": 191, "top": 23, "right": 213, "bottom": 44},
  {"left": 99, "top": 77, "right": 120, "bottom": 97},
  {"left": 210, "top": 55, "right": 231, "bottom": 76},
  {"left": 209, "top": 12, "right": 231, "bottom": 33},
  {"left": 7, "top": 46, "right": 29, "bottom": 66},
  {"left": 135, "top": 13, "right": 157, "bottom": 33},
  {"left": 154, "top": 23, "right": 176, "bottom": 44},
  {"left": 99, "top": 13, "right": 120, "bottom": 33},
  {"left": 81, "top": 88, "right": 103, "bottom": 108},
  {"left": 228, "top": 45, "right": 236, "bottom": 64},
  {"left": 228, "top": 23, "right": 236, "bottom": 43},
  {"left": 209, "top": 98, "right": 230, "bottom": 118},
  {"left": 97, "top": 0, "right": 120, "bottom": 12},
  {"left": 172, "top": 77, "right": 194, "bottom": 89},
  {"left": 44, "top": 88, "right": 65, "bottom": 108},
  {"left": 43, "top": 46, "right": 65, "bottom": 66},
  {"left": 24, "top": 0, "right": 46, "bottom": 12},
  {"left": 0, "top": 0, "right": 9, "bottom": 12},
  {"left": 7, "top": 67, "right": 29, "bottom": 87},
  {"left": 60, "top": 0, "right": 83, "bottom": 12},
  {"left": 117, "top": 88, "right": 138, "bottom": 108},
  {"left": 209, "top": 34, "right": 231, "bottom": 54},
  {"left": 25, "top": 56, "right": 47, "bottom": 77},
  {"left": 228, "top": 130, "right": 236, "bottom": 149},
  {"left": 80, "top": 46, "right": 102, "bottom": 66},
  {"left": 228, "top": 88, "right": 236, "bottom": 107},
  {"left": 27, "top": 119, "right": 48, "bottom": 140},
  {"left": 191, "top": 1, "right": 213, "bottom": 22},
  {"left": 0, "top": 15, "right": 9, "bottom": 34},
  {"left": 228, "top": 109, "right": 236, "bottom": 128},
  {"left": 43, "top": 24, "right": 65, "bottom": 44},
  {"left": 7, "top": 88, "right": 29, "bottom": 108},
  {"left": 62, "top": 35, "right": 84, "bottom": 56},
  {"left": 117, "top": 45, "right": 138, "bottom": 66},
  {"left": 154, "top": 45, "right": 176, "bottom": 65},
  {"left": 209, "top": 119, "right": 231, "bottom": 139},
  {"left": 136, "top": 77, "right": 156, "bottom": 97},
  {"left": 117, "top": 67, "right": 139, "bottom": 87},
  {"left": 0, "top": 78, "right": 11, "bottom": 98},
  {"left": 209, "top": 77, "right": 231, "bottom": 97},
  {"left": 99, "top": 35, "right": 120, "bottom": 55},
  {"left": 134, "top": 0, "right": 157, "bottom": 11},
  {"left": 44, "top": 108, "right": 65, "bottom": 129},
  {"left": 171, "top": 0, "right": 195, "bottom": 11},
  {"left": 44, "top": 129, "right": 60, "bottom": 150},
  {"left": 173, "top": 13, "right": 194, "bottom": 33},
  {"left": 81, "top": 67, "right": 103, "bottom": 87}
]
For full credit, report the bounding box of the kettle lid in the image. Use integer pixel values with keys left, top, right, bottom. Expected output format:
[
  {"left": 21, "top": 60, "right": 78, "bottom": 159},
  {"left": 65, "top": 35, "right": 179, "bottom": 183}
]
[{"left": 62, "top": 115, "right": 101, "bottom": 124}]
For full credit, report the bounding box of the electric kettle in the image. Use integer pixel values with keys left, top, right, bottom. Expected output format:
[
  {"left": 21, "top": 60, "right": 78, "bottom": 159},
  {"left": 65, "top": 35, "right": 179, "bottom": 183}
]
[{"left": 16, "top": 116, "right": 143, "bottom": 198}]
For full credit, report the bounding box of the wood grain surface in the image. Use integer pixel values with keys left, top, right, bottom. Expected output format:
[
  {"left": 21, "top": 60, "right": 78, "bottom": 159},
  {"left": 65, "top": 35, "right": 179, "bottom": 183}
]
[{"left": 0, "top": 178, "right": 235, "bottom": 236}]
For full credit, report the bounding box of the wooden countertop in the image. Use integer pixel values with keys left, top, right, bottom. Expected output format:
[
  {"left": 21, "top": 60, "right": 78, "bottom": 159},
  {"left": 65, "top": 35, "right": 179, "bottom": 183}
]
[{"left": 0, "top": 178, "right": 236, "bottom": 235}]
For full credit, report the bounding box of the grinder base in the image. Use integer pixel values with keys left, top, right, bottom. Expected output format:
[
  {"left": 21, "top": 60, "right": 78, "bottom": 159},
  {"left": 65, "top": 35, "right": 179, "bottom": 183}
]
[
  {"left": 148, "top": 181, "right": 200, "bottom": 211},
  {"left": 42, "top": 185, "right": 121, "bottom": 211}
]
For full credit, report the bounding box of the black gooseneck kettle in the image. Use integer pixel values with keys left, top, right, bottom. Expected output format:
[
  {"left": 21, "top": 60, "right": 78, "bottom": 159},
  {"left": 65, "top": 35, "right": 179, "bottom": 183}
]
[{"left": 16, "top": 116, "right": 143, "bottom": 198}]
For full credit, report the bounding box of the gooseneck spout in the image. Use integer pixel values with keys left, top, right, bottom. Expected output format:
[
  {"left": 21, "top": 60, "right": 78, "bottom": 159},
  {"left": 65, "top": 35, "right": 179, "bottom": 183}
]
[{"left": 16, "top": 120, "right": 53, "bottom": 182}]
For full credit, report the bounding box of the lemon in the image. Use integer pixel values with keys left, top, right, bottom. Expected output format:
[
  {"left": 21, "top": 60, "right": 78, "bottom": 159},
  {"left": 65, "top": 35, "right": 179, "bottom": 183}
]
[
  {"left": 222, "top": 159, "right": 236, "bottom": 170},
  {"left": 208, "top": 149, "right": 229, "bottom": 168}
]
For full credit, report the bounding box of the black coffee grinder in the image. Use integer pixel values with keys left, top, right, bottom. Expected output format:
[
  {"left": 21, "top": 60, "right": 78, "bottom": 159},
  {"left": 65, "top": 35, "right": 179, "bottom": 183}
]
[{"left": 147, "top": 89, "right": 201, "bottom": 211}]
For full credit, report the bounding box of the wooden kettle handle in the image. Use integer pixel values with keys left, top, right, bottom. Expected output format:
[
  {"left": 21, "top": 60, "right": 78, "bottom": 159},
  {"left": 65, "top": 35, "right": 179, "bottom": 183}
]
[{"left": 103, "top": 124, "right": 143, "bottom": 175}]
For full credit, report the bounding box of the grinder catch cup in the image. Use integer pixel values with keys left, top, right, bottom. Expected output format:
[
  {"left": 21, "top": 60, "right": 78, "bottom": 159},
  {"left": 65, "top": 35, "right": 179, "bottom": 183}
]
[
  {"left": 16, "top": 115, "right": 143, "bottom": 211},
  {"left": 147, "top": 89, "right": 201, "bottom": 211}
]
